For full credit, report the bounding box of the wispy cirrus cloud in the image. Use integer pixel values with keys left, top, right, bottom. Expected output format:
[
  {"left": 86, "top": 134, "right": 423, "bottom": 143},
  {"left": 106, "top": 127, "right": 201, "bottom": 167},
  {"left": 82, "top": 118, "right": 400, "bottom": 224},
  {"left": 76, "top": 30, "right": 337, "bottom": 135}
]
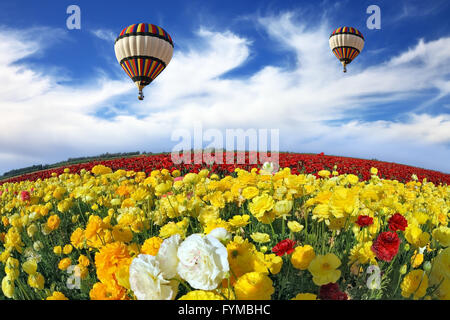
[{"left": 90, "top": 29, "right": 117, "bottom": 42}]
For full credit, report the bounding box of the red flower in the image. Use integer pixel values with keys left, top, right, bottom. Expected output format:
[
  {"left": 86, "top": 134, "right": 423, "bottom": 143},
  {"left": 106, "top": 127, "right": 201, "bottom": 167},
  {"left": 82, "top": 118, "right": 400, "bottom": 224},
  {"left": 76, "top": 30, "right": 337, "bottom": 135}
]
[
  {"left": 356, "top": 215, "right": 373, "bottom": 228},
  {"left": 371, "top": 232, "right": 401, "bottom": 262},
  {"left": 272, "top": 239, "right": 296, "bottom": 256},
  {"left": 319, "top": 283, "right": 348, "bottom": 300},
  {"left": 20, "top": 190, "right": 30, "bottom": 201},
  {"left": 388, "top": 213, "right": 408, "bottom": 232}
]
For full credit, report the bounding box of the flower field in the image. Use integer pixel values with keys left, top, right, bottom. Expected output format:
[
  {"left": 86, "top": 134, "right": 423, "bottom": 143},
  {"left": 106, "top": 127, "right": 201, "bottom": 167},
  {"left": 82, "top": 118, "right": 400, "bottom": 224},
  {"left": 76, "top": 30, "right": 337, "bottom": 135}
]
[{"left": 0, "top": 152, "right": 449, "bottom": 300}]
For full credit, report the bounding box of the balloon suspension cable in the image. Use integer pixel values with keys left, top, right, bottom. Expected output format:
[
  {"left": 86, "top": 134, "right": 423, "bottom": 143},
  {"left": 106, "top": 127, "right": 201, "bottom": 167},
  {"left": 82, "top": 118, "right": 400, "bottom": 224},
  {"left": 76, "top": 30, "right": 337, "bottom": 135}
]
[{"left": 138, "top": 90, "right": 144, "bottom": 101}]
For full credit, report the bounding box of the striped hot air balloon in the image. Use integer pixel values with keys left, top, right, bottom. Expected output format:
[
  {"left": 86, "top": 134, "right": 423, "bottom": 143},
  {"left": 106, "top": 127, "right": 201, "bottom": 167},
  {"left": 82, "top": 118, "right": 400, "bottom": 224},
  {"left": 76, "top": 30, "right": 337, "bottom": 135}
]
[
  {"left": 114, "top": 23, "right": 174, "bottom": 100},
  {"left": 329, "top": 26, "right": 364, "bottom": 73}
]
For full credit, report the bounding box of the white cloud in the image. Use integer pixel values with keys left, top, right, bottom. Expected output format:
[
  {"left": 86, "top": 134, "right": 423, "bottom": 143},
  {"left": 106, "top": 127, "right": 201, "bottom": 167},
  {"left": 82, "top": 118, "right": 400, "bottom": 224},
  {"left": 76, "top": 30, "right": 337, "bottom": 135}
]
[
  {"left": 91, "top": 29, "right": 117, "bottom": 42},
  {"left": 0, "top": 14, "right": 450, "bottom": 175}
]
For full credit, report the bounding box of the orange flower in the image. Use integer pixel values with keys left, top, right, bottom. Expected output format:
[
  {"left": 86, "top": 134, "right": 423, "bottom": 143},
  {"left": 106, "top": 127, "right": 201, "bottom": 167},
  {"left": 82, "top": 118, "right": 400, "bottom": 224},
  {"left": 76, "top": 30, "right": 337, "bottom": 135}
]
[
  {"left": 140, "top": 237, "right": 163, "bottom": 255},
  {"left": 95, "top": 242, "right": 130, "bottom": 287},
  {"left": 89, "top": 282, "right": 128, "bottom": 300},
  {"left": 47, "top": 214, "right": 61, "bottom": 231},
  {"left": 58, "top": 257, "right": 72, "bottom": 271},
  {"left": 71, "top": 228, "right": 85, "bottom": 249}
]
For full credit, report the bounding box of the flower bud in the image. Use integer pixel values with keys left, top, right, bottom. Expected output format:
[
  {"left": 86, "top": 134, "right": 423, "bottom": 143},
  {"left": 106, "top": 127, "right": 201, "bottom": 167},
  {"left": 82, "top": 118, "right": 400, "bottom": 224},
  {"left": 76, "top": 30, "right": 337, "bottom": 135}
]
[
  {"left": 423, "top": 261, "right": 432, "bottom": 272},
  {"left": 400, "top": 264, "right": 407, "bottom": 275}
]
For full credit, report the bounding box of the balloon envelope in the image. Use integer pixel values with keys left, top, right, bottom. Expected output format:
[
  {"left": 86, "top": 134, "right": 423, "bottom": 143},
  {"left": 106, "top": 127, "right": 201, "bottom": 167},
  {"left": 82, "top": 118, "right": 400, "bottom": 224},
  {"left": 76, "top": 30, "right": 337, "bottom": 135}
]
[
  {"left": 329, "top": 26, "right": 364, "bottom": 72},
  {"left": 114, "top": 23, "right": 174, "bottom": 100}
]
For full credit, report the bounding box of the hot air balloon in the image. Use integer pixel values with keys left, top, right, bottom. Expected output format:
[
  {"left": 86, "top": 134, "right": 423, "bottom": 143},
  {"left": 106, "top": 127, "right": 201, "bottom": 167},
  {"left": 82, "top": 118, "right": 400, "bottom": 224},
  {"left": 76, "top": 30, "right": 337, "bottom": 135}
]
[
  {"left": 329, "top": 27, "right": 364, "bottom": 73},
  {"left": 114, "top": 23, "right": 174, "bottom": 100}
]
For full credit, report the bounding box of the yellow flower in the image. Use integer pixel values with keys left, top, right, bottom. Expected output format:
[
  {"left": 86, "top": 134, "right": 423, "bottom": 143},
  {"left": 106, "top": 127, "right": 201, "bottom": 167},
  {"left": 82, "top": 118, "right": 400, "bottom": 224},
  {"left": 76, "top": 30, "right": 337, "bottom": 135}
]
[
  {"left": 183, "top": 173, "right": 199, "bottom": 185},
  {"left": 411, "top": 251, "right": 424, "bottom": 268},
  {"left": 210, "top": 191, "right": 227, "bottom": 209},
  {"left": 114, "top": 262, "right": 131, "bottom": 290},
  {"left": 291, "top": 293, "right": 317, "bottom": 300},
  {"left": 178, "top": 290, "right": 224, "bottom": 300},
  {"left": 22, "top": 259, "right": 37, "bottom": 275},
  {"left": 91, "top": 165, "right": 112, "bottom": 175},
  {"left": 5, "top": 257, "right": 20, "bottom": 280},
  {"left": 312, "top": 204, "right": 330, "bottom": 222},
  {"left": 308, "top": 253, "right": 342, "bottom": 286},
  {"left": 1, "top": 275, "right": 15, "bottom": 298},
  {"left": 27, "top": 224, "right": 38, "bottom": 238},
  {"left": 159, "top": 219, "right": 188, "bottom": 239},
  {"left": 291, "top": 245, "right": 316, "bottom": 270},
  {"left": 53, "top": 245, "right": 62, "bottom": 255},
  {"left": 171, "top": 169, "right": 181, "bottom": 177},
  {"left": 46, "top": 291, "right": 69, "bottom": 300},
  {"left": 28, "top": 272, "right": 45, "bottom": 290},
  {"left": 63, "top": 244, "right": 73, "bottom": 255},
  {"left": 273, "top": 200, "right": 293, "bottom": 218},
  {"left": 370, "top": 167, "right": 378, "bottom": 175},
  {"left": 226, "top": 236, "right": 257, "bottom": 282},
  {"left": 155, "top": 182, "right": 172, "bottom": 196},
  {"left": 346, "top": 174, "right": 359, "bottom": 185},
  {"left": 141, "top": 237, "right": 163, "bottom": 255},
  {"left": 401, "top": 269, "right": 428, "bottom": 299},
  {"left": 318, "top": 170, "right": 330, "bottom": 178},
  {"left": 234, "top": 272, "right": 274, "bottom": 300},
  {"left": 57, "top": 198, "right": 72, "bottom": 213},
  {"left": 242, "top": 186, "right": 259, "bottom": 200},
  {"left": 250, "top": 232, "right": 270, "bottom": 244},
  {"left": 121, "top": 198, "right": 136, "bottom": 208},
  {"left": 432, "top": 226, "right": 450, "bottom": 247},
  {"left": 228, "top": 214, "right": 250, "bottom": 228},
  {"left": 112, "top": 225, "right": 133, "bottom": 243},
  {"left": 78, "top": 254, "right": 90, "bottom": 267},
  {"left": 349, "top": 241, "right": 377, "bottom": 265},
  {"left": 204, "top": 219, "right": 230, "bottom": 234},
  {"left": 287, "top": 221, "right": 304, "bottom": 233},
  {"left": 5, "top": 227, "right": 24, "bottom": 253},
  {"left": 405, "top": 224, "right": 430, "bottom": 248},
  {"left": 429, "top": 247, "right": 450, "bottom": 300},
  {"left": 264, "top": 253, "right": 283, "bottom": 275},
  {"left": 248, "top": 194, "right": 275, "bottom": 224}
]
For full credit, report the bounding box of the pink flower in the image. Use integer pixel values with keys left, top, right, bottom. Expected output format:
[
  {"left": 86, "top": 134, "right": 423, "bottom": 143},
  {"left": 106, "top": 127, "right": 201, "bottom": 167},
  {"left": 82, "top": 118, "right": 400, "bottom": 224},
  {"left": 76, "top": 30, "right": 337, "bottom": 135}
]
[{"left": 20, "top": 190, "right": 30, "bottom": 201}]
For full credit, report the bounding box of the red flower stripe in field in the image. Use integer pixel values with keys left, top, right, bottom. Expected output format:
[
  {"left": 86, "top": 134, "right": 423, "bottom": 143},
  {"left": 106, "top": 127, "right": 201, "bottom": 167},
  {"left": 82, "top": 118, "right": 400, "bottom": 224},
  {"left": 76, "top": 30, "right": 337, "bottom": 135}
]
[{"left": 1, "top": 152, "right": 449, "bottom": 185}]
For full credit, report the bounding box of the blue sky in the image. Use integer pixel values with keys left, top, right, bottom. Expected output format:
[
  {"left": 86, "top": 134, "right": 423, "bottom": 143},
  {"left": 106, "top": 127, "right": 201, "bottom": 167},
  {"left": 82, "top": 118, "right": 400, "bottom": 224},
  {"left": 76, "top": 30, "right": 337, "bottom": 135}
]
[{"left": 0, "top": 0, "right": 449, "bottom": 174}]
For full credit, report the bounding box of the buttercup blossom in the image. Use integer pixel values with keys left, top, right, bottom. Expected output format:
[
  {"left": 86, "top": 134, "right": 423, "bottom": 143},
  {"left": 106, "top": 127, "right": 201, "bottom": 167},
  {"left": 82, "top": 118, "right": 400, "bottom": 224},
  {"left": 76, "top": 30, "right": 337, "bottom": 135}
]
[
  {"left": 177, "top": 233, "right": 229, "bottom": 290},
  {"left": 308, "top": 253, "right": 342, "bottom": 286},
  {"left": 291, "top": 245, "right": 316, "bottom": 270},
  {"left": 272, "top": 239, "right": 296, "bottom": 256},
  {"left": 388, "top": 213, "right": 408, "bottom": 232},
  {"left": 129, "top": 254, "right": 178, "bottom": 300},
  {"left": 371, "top": 232, "right": 401, "bottom": 262}
]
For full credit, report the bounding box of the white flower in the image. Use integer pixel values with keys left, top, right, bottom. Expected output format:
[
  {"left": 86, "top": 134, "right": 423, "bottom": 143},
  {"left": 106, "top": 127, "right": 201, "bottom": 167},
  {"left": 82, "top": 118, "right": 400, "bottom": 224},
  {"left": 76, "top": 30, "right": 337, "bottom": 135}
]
[
  {"left": 129, "top": 254, "right": 179, "bottom": 300},
  {"left": 177, "top": 233, "right": 229, "bottom": 290},
  {"left": 156, "top": 234, "right": 181, "bottom": 279},
  {"left": 208, "top": 227, "right": 232, "bottom": 244}
]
